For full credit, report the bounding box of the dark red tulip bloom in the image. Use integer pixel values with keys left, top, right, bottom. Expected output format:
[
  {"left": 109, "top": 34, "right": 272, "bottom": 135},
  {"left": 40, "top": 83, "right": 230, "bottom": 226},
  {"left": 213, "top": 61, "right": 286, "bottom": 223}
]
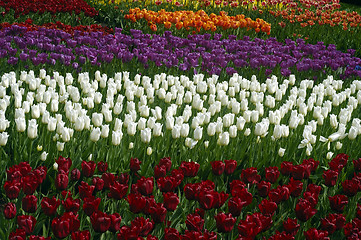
[
  {"left": 159, "top": 157, "right": 172, "bottom": 172},
  {"left": 321, "top": 213, "right": 345, "bottom": 234},
  {"left": 342, "top": 179, "right": 359, "bottom": 196},
  {"left": 3, "top": 202, "right": 16, "bottom": 219},
  {"left": 117, "top": 226, "right": 140, "bottom": 240},
  {"left": 306, "top": 184, "right": 321, "bottom": 196},
  {"left": 22, "top": 174, "right": 40, "bottom": 195},
  {"left": 170, "top": 169, "right": 184, "bottom": 184},
  {"left": 181, "top": 230, "right": 203, "bottom": 240},
  {"left": 280, "top": 161, "right": 294, "bottom": 176},
  {"left": 241, "top": 167, "right": 261, "bottom": 184},
  {"left": 109, "top": 213, "right": 122, "bottom": 232},
  {"left": 130, "top": 158, "right": 141, "bottom": 172},
  {"left": 78, "top": 181, "right": 95, "bottom": 199},
  {"left": 108, "top": 181, "right": 129, "bottom": 200},
  {"left": 17, "top": 215, "right": 36, "bottom": 234},
  {"left": 71, "top": 230, "right": 91, "bottom": 240},
  {"left": 127, "top": 193, "right": 146, "bottom": 213},
  {"left": 136, "top": 177, "right": 154, "bottom": 196},
  {"left": 184, "top": 183, "right": 199, "bottom": 200},
  {"left": 157, "top": 176, "right": 177, "bottom": 192},
  {"left": 283, "top": 218, "right": 300, "bottom": 235},
  {"left": 258, "top": 199, "right": 278, "bottom": 216},
  {"left": 163, "top": 192, "right": 179, "bottom": 211},
  {"left": 118, "top": 172, "right": 130, "bottom": 185},
  {"left": 215, "top": 212, "right": 237, "bottom": 233},
  {"left": 269, "top": 185, "right": 290, "bottom": 204},
  {"left": 81, "top": 160, "right": 96, "bottom": 177},
  {"left": 186, "top": 213, "right": 204, "bottom": 232},
  {"left": 224, "top": 159, "right": 237, "bottom": 175},
  {"left": 265, "top": 166, "right": 280, "bottom": 183},
  {"left": 287, "top": 177, "right": 304, "bottom": 197},
  {"left": 131, "top": 217, "right": 154, "bottom": 237},
  {"left": 22, "top": 195, "right": 37, "bottom": 213},
  {"left": 295, "top": 198, "right": 317, "bottom": 222},
  {"left": 237, "top": 214, "right": 263, "bottom": 239},
  {"left": 357, "top": 204, "right": 361, "bottom": 219},
  {"left": 198, "top": 190, "right": 217, "bottom": 210},
  {"left": 51, "top": 212, "right": 80, "bottom": 239},
  {"left": 149, "top": 202, "right": 167, "bottom": 223},
  {"left": 83, "top": 196, "right": 101, "bottom": 216},
  {"left": 302, "top": 192, "right": 318, "bottom": 208},
  {"left": 90, "top": 211, "right": 111, "bottom": 233},
  {"left": 353, "top": 158, "right": 361, "bottom": 172},
  {"left": 304, "top": 228, "right": 329, "bottom": 240},
  {"left": 92, "top": 177, "right": 104, "bottom": 191},
  {"left": 70, "top": 168, "right": 81, "bottom": 181},
  {"left": 102, "top": 172, "right": 116, "bottom": 189},
  {"left": 180, "top": 161, "right": 200, "bottom": 177},
  {"left": 210, "top": 160, "right": 225, "bottom": 176},
  {"left": 302, "top": 158, "right": 319, "bottom": 172},
  {"left": 329, "top": 153, "right": 349, "bottom": 173},
  {"left": 164, "top": 228, "right": 180, "bottom": 240},
  {"left": 329, "top": 194, "right": 348, "bottom": 212},
  {"left": 228, "top": 196, "right": 251, "bottom": 217},
  {"left": 33, "top": 166, "right": 47, "bottom": 183},
  {"left": 97, "top": 161, "right": 108, "bottom": 173},
  {"left": 41, "top": 196, "right": 61, "bottom": 216},
  {"left": 257, "top": 180, "right": 271, "bottom": 198},
  {"left": 230, "top": 180, "right": 246, "bottom": 197},
  {"left": 154, "top": 165, "right": 167, "bottom": 179},
  {"left": 146, "top": 235, "right": 158, "bottom": 240},
  {"left": 323, "top": 170, "right": 338, "bottom": 187},
  {"left": 62, "top": 196, "right": 80, "bottom": 214},
  {"left": 28, "top": 236, "right": 51, "bottom": 240},
  {"left": 9, "top": 229, "right": 26, "bottom": 240},
  {"left": 55, "top": 173, "right": 69, "bottom": 190},
  {"left": 4, "top": 181, "right": 21, "bottom": 200},
  {"left": 291, "top": 164, "right": 311, "bottom": 180},
  {"left": 56, "top": 156, "right": 72, "bottom": 174}
]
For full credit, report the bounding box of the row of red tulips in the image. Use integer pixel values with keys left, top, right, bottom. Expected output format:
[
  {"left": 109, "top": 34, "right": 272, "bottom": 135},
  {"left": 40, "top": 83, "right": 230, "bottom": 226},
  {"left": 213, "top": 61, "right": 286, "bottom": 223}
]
[{"left": 2, "top": 153, "right": 361, "bottom": 239}]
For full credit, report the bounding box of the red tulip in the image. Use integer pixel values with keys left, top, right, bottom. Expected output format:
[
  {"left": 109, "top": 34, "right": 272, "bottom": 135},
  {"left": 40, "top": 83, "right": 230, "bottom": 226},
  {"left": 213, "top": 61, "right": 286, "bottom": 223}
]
[
  {"left": 329, "top": 194, "right": 348, "bottom": 212},
  {"left": 322, "top": 169, "right": 338, "bottom": 187},
  {"left": 149, "top": 203, "right": 167, "bottom": 223},
  {"left": 17, "top": 215, "right": 36, "bottom": 234},
  {"left": 9, "top": 228, "right": 26, "bottom": 240},
  {"left": 92, "top": 177, "right": 104, "bottom": 191},
  {"left": 51, "top": 212, "right": 80, "bottom": 238},
  {"left": 83, "top": 196, "right": 101, "bottom": 216},
  {"left": 78, "top": 181, "right": 95, "bottom": 199},
  {"left": 283, "top": 218, "right": 300, "bottom": 235},
  {"left": 90, "top": 211, "right": 111, "bottom": 233},
  {"left": 215, "top": 212, "right": 237, "bottom": 233},
  {"left": 257, "top": 180, "right": 271, "bottom": 198},
  {"left": 258, "top": 199, "right": 278, "bottom": 216},
  {"left": 97, "top": 161, "right": 108, "bottom": 173},
  {"left": 3, "top": 202, "right": 16, "bottom": 219},
  {"left": 265, "top": 166, "right": 280, "bottom": 183},
  {"left": 287, "top": 177, "right": 304, "bottom": 197},
  {"left": 70, "top": 168, "right": 81, "bottom": 181},
  {"left": 342, "top": 179, "right": 359, "bottom": 196},
  {"left": 22, "top": 174, "right": 40, "bottom": 195},
  {"left": 241, "top": 167, "right": 261, "bottom": 184},
  {"left": 71, "top": 230, "right": 91, "bottom": 240},
  {"left": 4, "top": 181, "right": 21, "bottom": 199},
  {"left": 56, "top": 156, "right": 72, "bottom": 174},
  {"left": 22, "top": 195, "right": 37, "bottom": 213},
  {"left": 109, "top": 213, "right": 122, "bottom": 232},
  {"left": 108, "top": 181, "right": 128, "bottom": 200},
  {"left": 321, "top": 213, "right": 345, "bottom": 234},
  {"left": 102, "top": 172, "right": 116, "bottom": 189},
  {"left": 210, "top": 160, "right": 225, "bottom": 176},
  {"left": 55, "top": 173, "right": 69, "bottom": 190},
  {"left": 304, "top": 228, "right": 329, "bottom": 240},
  {"left": 163, "top": 192, "right": 179, "bottom": 211},
  {"left": 127, "top": 193, "right": 146, "bottom": 213},
  {"left": 281, "top": 161, "right": 294, "bottom": 176},
  {"left": 164, "top": 228, "right": 180, "bottom": 240},
  {"left": 224, "top": 159, "right": 237, "bottom": 175},
  {"left": 158, "top": 157, "right": 172, "bottom": 172},
  {"left": 41, "top": 196, "right": 61, "bottom": 216},
  {"left": 180, "top": 161, "right": 200, "bottom": 177},
  {"left": 131, "top": 217, "right": 154, "bottom": 237},
  {"left": 295, "top": 198, "right": 317, "bottom": 222},
  {"left": 81, "top": 160, "right": 96, "bottom": 177},
  {"left": 136, "top": 177, "right": 154, "bottom": 196},
  {"left": 130, "top": 157, "right": 141, "bottom": 172}
]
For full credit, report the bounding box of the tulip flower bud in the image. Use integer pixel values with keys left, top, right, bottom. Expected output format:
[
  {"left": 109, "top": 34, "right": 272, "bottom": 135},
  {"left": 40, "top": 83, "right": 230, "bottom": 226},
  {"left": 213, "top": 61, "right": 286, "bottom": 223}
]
[
  {"left": 147, "top": 147, "right": 152, "bottom": 155},
  {"left": 244, "top": 128, "right": 251, "bottom": 136},
  {"left": 90, "top": 127, "right": 101, "bottom": 142},
  {"left": 141, "top": 128, "right": 151, "bottom": 143},
  {"left": 172, "top": 125, "right": 181, "bottom": 139},
  {"left": 27, "top": 119, "right": 38, "bottom": 139},
  {"left": 278, "top": 148, "right": 285, "bottom": 157},
  {"left": 217, "top": 132, "right": 230, "bottom": 146},
  {"left": 101, "top": 125, "right": 109, "bottom": 138},
  {"left": 112, "top": 130, "right": 122, "bottom": 146},
  {"left": 180, "top": 123, "right": 190, "bottom": 138},
  {"left": 0, "top": 132, "right": 8, "bottom": 146},
  {"left": 127, "top": 122, "right": 137, "bottom": 136},
  {"left": 153, "top": 123, "right": 163, "bottom": 137},
  {"left": 348, "top": 126, "right": 358, "bottom": 140},
  {"left": 194, "top": 126, "right": 203, "bottom": 141}
]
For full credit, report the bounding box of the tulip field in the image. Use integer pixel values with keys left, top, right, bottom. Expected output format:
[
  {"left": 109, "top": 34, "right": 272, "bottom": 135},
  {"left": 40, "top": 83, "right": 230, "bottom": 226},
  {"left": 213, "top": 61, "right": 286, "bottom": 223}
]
[{"left": 2, "top": 0, "right": 361, "bottom": 239}]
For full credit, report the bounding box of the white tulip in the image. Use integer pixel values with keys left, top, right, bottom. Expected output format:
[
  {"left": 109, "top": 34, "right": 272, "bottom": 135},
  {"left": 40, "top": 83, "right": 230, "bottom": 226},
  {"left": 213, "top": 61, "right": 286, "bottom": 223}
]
[
  {"left": 194, "top": 126, "right": 203, "bottom": 141},
  {"left": 139, "top": 105, "right": 150, "bottom": 117},
  {"left": 56, "top": 142, "right": 65, "bottom": 152},
  {"left": 185, "top": 138, "right": 198, "bottom": 149},
  {"left": 207, "top": 122, "right": 216, "bottom": 136},
  {"left": 103, "top": 110, "right": 112, "bottom": 122},
  {"left": 0, "top": 132, "right": 8, "bottom": 146},
  {"left": 127, "top": 122, "right": 137, "bottom": 136},
  {"left": 278, "top": 147, "right": 285, "bottom": 157},
  {"left": 251, "top": 110, "right": 259, "bottom": 123},
  {"left": 153, "top": 123, "right": 163, "bottom": 137},
  {"left": 27, "top": 119, "right": 38, "bottom": 139},
  {"left": 113, "top": 102, "right": 123, "bottom": 115},
  {"left": 53, "top": 162, "right": 58, "bottom": 170},
  {"left": 326, "top": 152, "right": 334, "bottom": 160},
  {"left": 129, "top": 142, "right": 134, "bottom": 149},
  {"left": 137, "top": 118, "right": 147, "bottom": 130},
  {"left": 0, "top": 118, "right": 9, "bottom": 132},
  {"left": 147, "top": 147, "right": 153, "bottom": 155},
  {"left": 244, "top": 128, "right": 251, "bottom": 136},
  {"left": 172, "top": 125, "right": 181, "bottom": 139},
  {"left": 141, "top": 128, "right": 151, "bottom": 143},
  {"left": 47, "top": 117, "right": 57, "bottom": 131},
  {"left": 180, "top": 123, "right": 190, "bottom": 137},
  {"left": 94, "top": 92, "right": 102, "bottom": 104},
  {"left": 112, "top": 130, "right": 122, "bottom": 145},
  {"left": 51, "top": 99, "right": 58, "bottom": 112},
  {"left": 101, "top": 125, "right": 109, "bottom": 138},
  {"left": 217, "top": 132, "right": 230, "bottom": 146},
  {"left": 15, "top": 117, "right": 26, "bottom": 132},
  {"left": 166, "top": 116, "right": 174, "bottom": 130},
  {"left": 336, "top": 141, "right": 342, "bottom": 150},
  {"left": 348, "top": 126, "right": 358, "bottom": 140},
  {"left": 92, "top": 113, "right": 103, "bottom": 127},
  {"left": 90, "top": 127, "right": 101, "bottom": 142}
]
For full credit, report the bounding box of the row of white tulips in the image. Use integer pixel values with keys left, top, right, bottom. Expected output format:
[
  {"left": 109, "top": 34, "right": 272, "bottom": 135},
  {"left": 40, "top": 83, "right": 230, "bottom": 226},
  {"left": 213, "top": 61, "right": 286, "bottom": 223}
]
[{"left": 0, "top": 69, "right": 361, "bottom": 160}]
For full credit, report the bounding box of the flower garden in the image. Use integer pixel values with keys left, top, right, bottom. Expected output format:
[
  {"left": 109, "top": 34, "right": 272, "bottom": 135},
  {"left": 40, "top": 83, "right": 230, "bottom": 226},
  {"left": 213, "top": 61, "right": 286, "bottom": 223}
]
[{"left": 1, "top": 0, "right": 361, "bottom": 239}]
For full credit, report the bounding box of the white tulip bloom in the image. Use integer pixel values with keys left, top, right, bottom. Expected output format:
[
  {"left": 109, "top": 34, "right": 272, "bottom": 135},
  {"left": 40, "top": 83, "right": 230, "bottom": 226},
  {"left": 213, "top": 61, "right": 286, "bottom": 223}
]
[
  {"left": 194, "top": 126, "right": 203, "bottom": 141},
  {"left": 112, "top": 130, "right": 122, "bottom": 145},
  {"left": 185, "top": 138, "right": 198, "bottom": 149},
  {"left": 0, "top": 132, "right": 8, "bottom": 146},
  {"left": 336, "top": 141, "right": 343, "bottom": 150},
  {"left": 101, "top": 125, "right": 110, "bottom": 138},
  {"left": 147, "top": 147, "right": 153, "bottom": 155},
  {"left": 244, "top": 128, "right": 251, "bottom": 136},
  {"left": 172, "top": 125, "right": 181, "bottom": 139},
  {"left": 56, "top": 142, "right": 64, "bottom": 152},
  {"left": 180, "top": 123, "right": 190, "bottom": 137},
  {"left": 217, "top": 132, "right": 230, "bottom": 146},
  {"left": 90, "top": 127, "right": 101, "bottom": 142},
  {"left": 326, "top": 152, "right": 334, "bottom": 160},
  {"left": 141, "top": 128, "right": 151, "bottom": 143},
  {"left": 166, "top": 116, "right": 174, "bottom": 130},
  {"left": 139, "top": 105, "right": 149, "bottom": 117},
  {"left": 138, "top": 118, "right": 147, "bottom": 131},
  {"left": 0, "top": 118, "right": 9, "bottom": 132},
  {"left": 278, "top": 147, "right": 285, "bottom": 157},
  {"left": 92, "top": 113, "right": 103, "bottom": 127},
  {"left": 27, "top": 119, "right": 38, "bottom": 139},
  {"left": 348, "top": 126, "right": 358, "bottom": 140},
  {"left": 127, "top": 122, "right": 137, "bottom": 136},
  {"left": 153, "top": 123, "right": 163, "bottom": 137}
]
